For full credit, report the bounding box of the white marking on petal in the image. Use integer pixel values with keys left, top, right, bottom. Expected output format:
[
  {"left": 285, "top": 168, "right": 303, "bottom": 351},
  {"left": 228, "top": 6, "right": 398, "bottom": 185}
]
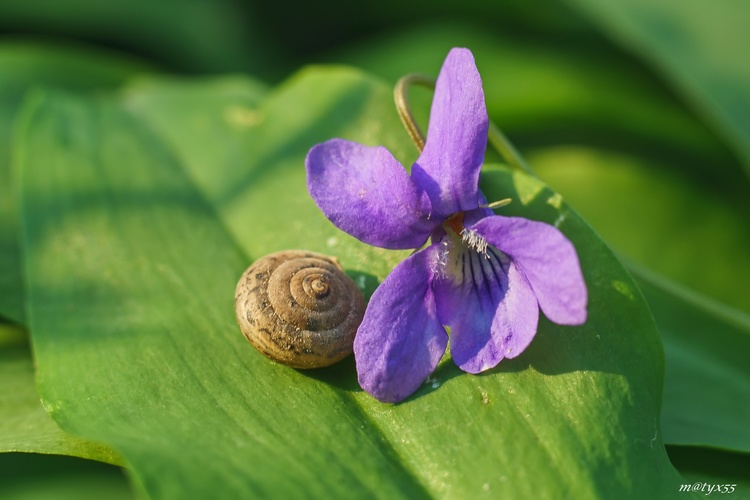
[
  {"left": 431, "top": 239, "right": 451, "bottom": 278},
  {"left": 460, "top": 228, "right": 488, "bottom": 256},
  {"left": 437, "top": 231, "right": 512, "bottom": 296}
]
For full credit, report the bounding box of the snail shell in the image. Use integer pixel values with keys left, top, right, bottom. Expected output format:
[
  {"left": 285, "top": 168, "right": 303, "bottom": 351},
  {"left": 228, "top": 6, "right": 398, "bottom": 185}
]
[{"left": 234, "top": 250, "right": 366, "bottom": 369}]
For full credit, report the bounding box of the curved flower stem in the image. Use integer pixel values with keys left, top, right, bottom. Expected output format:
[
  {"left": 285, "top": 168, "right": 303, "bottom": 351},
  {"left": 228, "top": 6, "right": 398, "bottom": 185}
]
[
  {"left": 393, "top": 73, "right": 433, "bottom": 152},
  {"left": 394, "top": 73, "right": 535, "bottom": 175}
]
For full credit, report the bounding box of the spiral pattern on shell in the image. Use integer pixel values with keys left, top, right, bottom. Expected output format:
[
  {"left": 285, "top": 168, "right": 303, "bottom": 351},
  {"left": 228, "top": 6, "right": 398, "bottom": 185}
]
[{"left": 234, "top": 250, "right": 366, "bottom": 369}]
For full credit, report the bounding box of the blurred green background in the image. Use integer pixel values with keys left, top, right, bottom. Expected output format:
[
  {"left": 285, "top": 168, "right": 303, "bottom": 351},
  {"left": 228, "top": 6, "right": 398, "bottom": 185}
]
[
  {"left": 1, "top": 0, "right": 748, "bottom": 498},
  {"left": 3, "top": 0, "right": 747, "bottom": 308}
]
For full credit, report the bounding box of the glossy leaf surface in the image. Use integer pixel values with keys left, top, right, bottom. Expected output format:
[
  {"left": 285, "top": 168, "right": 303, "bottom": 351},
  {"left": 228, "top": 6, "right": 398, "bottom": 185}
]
[
  {"left": 19, "top": 70, "right": 684, "bottom": 498},
  {"left": 0, "top": 323, "right": 120, "bottom": 462},
  {"left": 0, "top": 41, "right": 149, "bottom": 324}
]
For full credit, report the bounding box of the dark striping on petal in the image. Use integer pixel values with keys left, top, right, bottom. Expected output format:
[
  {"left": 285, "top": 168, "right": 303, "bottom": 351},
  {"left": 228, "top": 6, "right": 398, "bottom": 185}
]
[
  {"left": 470, "top": 251, "right": 488, "bottom": 299},
  {"left": 463, "top": 246, "right": 510, "bottom": 312},
  {"left": 460, "top": 251, "right": 466, "bottom": 275},
  {"left": 486, "top": 247, "right": 509, "bottom": 297},
  {"left": 467, "top": 251, "right": 479, "bottom": 293}
]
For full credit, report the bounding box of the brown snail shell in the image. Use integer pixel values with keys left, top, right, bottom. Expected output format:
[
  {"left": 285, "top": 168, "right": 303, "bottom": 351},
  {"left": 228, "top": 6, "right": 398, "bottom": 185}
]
[{"left": 234, "top": 250, "right": 366, "bottom": 369}]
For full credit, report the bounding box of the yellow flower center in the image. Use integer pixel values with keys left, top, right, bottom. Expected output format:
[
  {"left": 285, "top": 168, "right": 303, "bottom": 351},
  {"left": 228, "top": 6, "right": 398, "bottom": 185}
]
[{"left": 444, "top": 212, "right": 465, "bottom": 236}]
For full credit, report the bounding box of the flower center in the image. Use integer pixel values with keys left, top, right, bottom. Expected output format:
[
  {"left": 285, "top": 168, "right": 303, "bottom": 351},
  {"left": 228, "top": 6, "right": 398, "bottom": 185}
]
[
  {"left": 443, "top": 212, "right": 465, "bottom": 236},
  {"left": 435, "top": 219, "right": 497, "bottom": 285},
  {"left": 440, "top": 212, "right": 488, "bottom": 256}
]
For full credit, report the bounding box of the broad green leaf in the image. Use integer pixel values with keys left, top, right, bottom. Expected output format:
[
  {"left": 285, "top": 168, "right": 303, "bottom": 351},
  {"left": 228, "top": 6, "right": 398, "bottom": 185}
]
[
  {"left": 630, "top": 266, "right": 750, "bottom": 453},
  {"left": 0, "top": 41, "right": 150, "bottom": 324},
  {"left": 121, "top": 74, "right": 269, "bottom": 202},
  {"left": 562, "top": 0, "right": 750, "bottom": 177},
  {"left": 528, "top": 146, "right": 750, "bottom": 314},
  {"left": 0, "top": 40, "right": 148, "bottom": 469},
  {"left": 18, "top": 90, "right": 428, "bottom": 499},
  {"left": 125, "top": 67, "right": 417, "bottom": 287},
  {"left": 0, "top": 322, "right": 121, "bottom": 462},
  {"left": 0, "top": 453, "right": 132, "bottom": 500},
  {"left": 126, "top": 72, "right": 750, "bottom": 459},
  {"left": 15, "top": 68, "right": 685, "bottom": 497}
]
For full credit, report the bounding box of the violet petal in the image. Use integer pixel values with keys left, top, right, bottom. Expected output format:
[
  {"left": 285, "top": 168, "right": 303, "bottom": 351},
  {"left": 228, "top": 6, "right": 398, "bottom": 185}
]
[
  {"left": 433, "top": 243, "right": 539, "bottom": 373},
  {"left": 412, "top": 48, "right": 489, "bottom": 217},
  {"left": 306, "top": 138, "right": 436, "bottom": 249},
  {"left": 472, "top": 216, "right": 588, "bottom": 325},
  {"left": 354, "top": 245, "right": 448, "bottom": 403}
]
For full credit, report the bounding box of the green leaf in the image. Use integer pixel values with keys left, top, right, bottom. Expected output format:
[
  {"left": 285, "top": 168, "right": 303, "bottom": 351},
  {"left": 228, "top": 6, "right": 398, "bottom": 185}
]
[
  {"left": 0, "top": 453, "right": 132, "bottom": 500},
  {"left": 18, "top": 89, "right": 426, "bottom": 499},
  {"left": 0, "top": 42, "right": 147, "bottom": 467},
  {"left": 19, "top": 69, "right": 685, "bottom": 497},
  {"left": 0, "top": 322, "right": 121, "bottom": 462},
  {"left": 121, "top": 74, "right": 270, "bottom": 205},
  {"left": 562, "top": 0, "right": 750, "bottom": 177},
  {"left": 0, "top": 41, "right": 151, "bottom": 324},
  {"left": 124, "top": 67, "right": 416, "bottom": 283},
  {"left": 631, "top": 266, "right": 750, "bottom": 454}
]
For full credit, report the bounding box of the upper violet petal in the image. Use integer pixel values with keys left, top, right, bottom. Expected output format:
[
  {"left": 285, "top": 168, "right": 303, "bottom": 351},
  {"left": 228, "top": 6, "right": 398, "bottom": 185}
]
[
  {"left": 354, "top": 245, "right": 448, "bottom": 403},
  {"left": 412, "top": 48, "right": 488, "bottom": 217},
  {"left": 433, "top": 243, "right": 538, "bottom": 373},
  {"left": 306, "top": 139, "right": 437, "bottom": 250},
  {"left": 472, "top": 216, "right": 588, "bottom": 325}
]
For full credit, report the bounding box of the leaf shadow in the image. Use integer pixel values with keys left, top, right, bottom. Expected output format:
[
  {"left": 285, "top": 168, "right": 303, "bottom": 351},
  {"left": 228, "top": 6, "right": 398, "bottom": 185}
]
[{"left": 302, "top": 355, "right": 361, "bottom": 393}]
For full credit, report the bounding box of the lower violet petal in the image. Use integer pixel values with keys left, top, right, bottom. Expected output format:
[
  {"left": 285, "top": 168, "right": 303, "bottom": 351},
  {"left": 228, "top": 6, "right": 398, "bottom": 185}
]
[
  {"left": 434, "top": 244, "right": 538, "bottom": 374},
  {"left": 472, "top": 216, "right": 588, "bottom": 325},
  {"left": 489, "top": 259, "right": 539, "bottom": 360},
  {"left": 354, "top": 245, "right": 448, "bottom": 403}
]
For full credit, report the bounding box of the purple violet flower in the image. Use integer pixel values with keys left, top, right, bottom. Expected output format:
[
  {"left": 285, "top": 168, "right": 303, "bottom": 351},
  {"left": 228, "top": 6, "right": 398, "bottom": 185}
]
[{"left": 305, "top": 48, "right": 588, "bottom": 403}]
